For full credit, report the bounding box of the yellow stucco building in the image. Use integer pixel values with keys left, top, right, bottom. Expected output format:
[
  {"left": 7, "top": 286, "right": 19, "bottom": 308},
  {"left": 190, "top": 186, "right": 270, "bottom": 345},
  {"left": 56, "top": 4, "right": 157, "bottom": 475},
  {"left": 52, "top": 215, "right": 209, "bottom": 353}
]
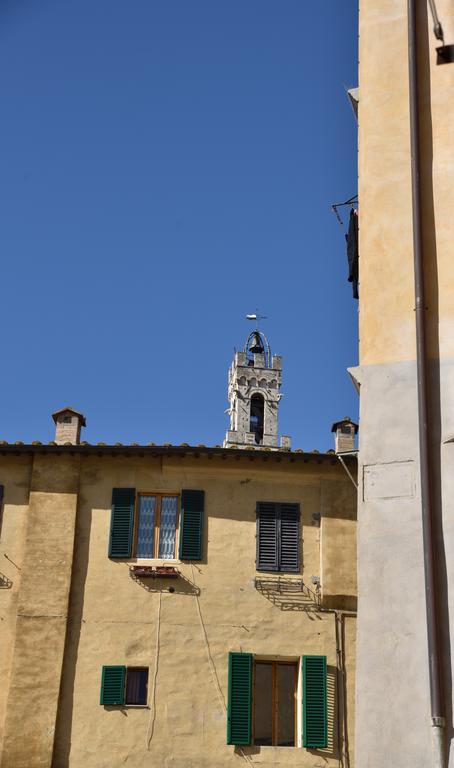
[{"left": 0, "top": 333, "right": 357, "bottom": 768}]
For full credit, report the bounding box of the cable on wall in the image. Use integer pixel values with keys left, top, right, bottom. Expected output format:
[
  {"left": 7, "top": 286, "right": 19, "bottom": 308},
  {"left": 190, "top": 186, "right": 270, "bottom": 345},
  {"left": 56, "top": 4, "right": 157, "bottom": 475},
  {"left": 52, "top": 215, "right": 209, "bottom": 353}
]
[
  {"left": 146, "top": 590, "right": 162, "bottom": 750},
  {"left": 191, "top": 564, "right": 226, "bottom": 715},
  {"left": 190, "top": 565, "right": 253, "bottom": 765}
]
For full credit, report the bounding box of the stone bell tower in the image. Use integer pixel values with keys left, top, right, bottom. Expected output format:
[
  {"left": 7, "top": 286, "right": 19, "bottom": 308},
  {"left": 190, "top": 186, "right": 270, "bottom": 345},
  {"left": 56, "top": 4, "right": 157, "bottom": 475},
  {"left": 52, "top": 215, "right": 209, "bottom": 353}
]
[{"left": 223, "top": 330, "right": 290, "bottom": 450}]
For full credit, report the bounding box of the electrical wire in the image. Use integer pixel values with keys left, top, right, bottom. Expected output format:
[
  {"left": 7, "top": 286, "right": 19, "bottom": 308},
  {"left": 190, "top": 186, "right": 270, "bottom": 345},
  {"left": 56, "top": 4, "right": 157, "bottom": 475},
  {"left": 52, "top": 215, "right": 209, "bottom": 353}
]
[
  {"left": 146, "top": 590, "right": 162, "bottom": 750},
  {"left": 190, "top": 565, "right": 253, "bottom": 765},
  {"left": 191, "top": 564, "right": 226, "bottom": 715}
]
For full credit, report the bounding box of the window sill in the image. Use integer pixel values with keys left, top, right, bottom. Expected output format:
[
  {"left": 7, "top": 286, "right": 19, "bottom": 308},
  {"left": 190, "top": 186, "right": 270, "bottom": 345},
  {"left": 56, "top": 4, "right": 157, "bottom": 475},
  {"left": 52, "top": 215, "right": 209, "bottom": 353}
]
[
  {"left": 255, "top": 569, "right": 301, "bottom": 575},
  {"left": 129, "top": 558, "right": 182, "bottom": 566},
  {"left": 252, "top": 745, "right": 299, "bottom": 749},
  {"left": 104, "top": 704, "right": 149, "bottom": 709},
  {"left": 124, "top": 704, "right": 149, "bottom": 708}
]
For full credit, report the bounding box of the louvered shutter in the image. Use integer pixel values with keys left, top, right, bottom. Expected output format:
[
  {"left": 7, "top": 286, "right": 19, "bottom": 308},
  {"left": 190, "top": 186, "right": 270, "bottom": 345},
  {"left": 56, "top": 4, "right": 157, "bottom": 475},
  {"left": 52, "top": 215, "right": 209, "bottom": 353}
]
[
  {"left": 279, "top": 503, "right": 300, "bottom": 573},
  {"left": 179, "top": 490, "right": 204, "bottom": 560},
  {"left": 303, "top": 655, "right": 327, "bottom": 748},
  {"left": 108, "top": 488, "right": 135, "bottom": 558},
  {"left": 100, "top": 666, "right": 126, "bottom": 705},
  {"left": 256, "top": 502, "right": 279, "bottom": 571},
  {"left": 227, "top": 652, "right": 252, "bottom": 745}
]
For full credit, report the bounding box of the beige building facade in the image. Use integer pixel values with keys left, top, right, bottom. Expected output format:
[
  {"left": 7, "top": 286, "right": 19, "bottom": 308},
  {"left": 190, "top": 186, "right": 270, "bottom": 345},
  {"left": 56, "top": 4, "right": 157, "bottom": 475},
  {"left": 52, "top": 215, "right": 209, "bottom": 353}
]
[
  {"left": 353, "top": 0, "right": 454, "bottom": 765},
  {"left": 0, "top": 433, "right": 357, "bottom": 768}
]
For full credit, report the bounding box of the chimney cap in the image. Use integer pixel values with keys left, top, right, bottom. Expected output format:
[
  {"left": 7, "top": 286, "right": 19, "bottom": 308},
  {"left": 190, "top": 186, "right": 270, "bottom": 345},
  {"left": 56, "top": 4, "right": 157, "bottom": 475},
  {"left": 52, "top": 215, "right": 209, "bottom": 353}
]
[
  {"left": 52, "top": 407, "right": 87, "bottom": 427},
  {"left": 331, "top": 417, "right": 358, "bottom": 434}
]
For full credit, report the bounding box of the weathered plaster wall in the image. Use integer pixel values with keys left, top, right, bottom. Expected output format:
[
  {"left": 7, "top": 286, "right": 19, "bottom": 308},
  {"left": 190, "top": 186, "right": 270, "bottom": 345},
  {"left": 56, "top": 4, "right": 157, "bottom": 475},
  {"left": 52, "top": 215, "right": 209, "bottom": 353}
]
[
  {"left": 321, "top": 479, "right": 357, "bottom": 609},
  {"left": 51, "top": 455, "right": 356, "bottom": 768},
  {"left": 357, "top": 1, "right": 454, "bottom": 762},
  {"left": 0, "top": 452, "right": 356, "bottom": 768},
  {"left": 1, "top": 456, "right": 80, "bottom": 768}
]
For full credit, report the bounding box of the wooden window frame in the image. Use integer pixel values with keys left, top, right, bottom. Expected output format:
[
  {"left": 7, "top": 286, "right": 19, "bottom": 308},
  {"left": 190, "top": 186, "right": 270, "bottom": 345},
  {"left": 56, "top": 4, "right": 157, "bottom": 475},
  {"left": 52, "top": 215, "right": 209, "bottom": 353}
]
[
  {"left": 133, "top": 492, "right": 180, "bottom": 559},
  {"left": 252, "top": 659, "right": 298, "bottom": 747},
  {"left": 125, "top": 666, "right": 149, "bottom": 707}
]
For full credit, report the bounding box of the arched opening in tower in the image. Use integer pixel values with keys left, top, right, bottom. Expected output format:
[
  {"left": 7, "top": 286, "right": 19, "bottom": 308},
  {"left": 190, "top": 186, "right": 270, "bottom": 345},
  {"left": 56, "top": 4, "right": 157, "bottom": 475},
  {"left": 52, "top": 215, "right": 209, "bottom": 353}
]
[{"left": 250, "top": 394, "right": 264, "bottom": 444}]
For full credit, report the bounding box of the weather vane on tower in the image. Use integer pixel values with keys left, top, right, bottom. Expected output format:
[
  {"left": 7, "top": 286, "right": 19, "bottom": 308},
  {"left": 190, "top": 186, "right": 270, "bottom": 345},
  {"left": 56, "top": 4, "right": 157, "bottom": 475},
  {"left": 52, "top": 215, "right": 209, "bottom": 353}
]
[{"left": 245, "top": 309, "right": 267, "bottom": 331}]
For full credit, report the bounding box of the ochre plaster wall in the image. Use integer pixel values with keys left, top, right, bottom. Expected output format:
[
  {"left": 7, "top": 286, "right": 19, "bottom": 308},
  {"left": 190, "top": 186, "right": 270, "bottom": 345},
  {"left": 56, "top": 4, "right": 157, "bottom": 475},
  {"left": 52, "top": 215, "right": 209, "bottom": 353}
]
[
  {"left": 356, "top": 2, "right": 454, "bottom": 765},
  {"left": 1, "top": 456, "right": 80, "bottom": 768},
  {"left": 0, "top": 452, "right": 357, "bottom": 768},
  {"left": 358, "top": 0, "right": 454, "bottom": 366},
  {"left": 0, "top": 457, "right": 32, "bottom": 751}
]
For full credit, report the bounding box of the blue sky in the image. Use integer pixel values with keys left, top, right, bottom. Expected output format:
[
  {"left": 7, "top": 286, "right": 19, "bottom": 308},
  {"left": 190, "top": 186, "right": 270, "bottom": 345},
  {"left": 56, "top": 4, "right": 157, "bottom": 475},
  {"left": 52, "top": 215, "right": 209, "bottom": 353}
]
[{"left": 0, "top": 1, "right": 358, "bottom": 450}]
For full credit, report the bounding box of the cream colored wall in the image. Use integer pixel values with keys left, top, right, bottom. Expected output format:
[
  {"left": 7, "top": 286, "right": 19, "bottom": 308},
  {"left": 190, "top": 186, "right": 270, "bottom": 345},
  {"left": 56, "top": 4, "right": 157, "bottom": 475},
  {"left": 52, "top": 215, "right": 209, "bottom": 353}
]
[
  {"left": 0, "top": 452, "right": 357, "bottom": 768},
  {"left": 358, "top": 0, "right": 454, "bottom": 366},
  {"left": 358, "top": 0, "right": 414, "bottom": 365}
]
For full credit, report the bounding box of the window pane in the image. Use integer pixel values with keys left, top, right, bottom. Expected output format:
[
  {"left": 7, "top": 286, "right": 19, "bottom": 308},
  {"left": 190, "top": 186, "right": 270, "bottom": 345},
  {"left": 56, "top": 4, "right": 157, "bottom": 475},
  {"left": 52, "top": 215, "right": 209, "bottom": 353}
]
[
  {"left": 254, "top": 662, "right": 273, "bottom": 746},
  {"left": 125, "top": 668, "right": 148, "bottom": 705},
  {"left": 277, "top": 664, "right": 296, "bottom": 747},
  {"left": 136, "top": 496, "right": 156, "bottom": 557},
  {"left": 158, "top": 496, "right": 178, "bottom": 558}
]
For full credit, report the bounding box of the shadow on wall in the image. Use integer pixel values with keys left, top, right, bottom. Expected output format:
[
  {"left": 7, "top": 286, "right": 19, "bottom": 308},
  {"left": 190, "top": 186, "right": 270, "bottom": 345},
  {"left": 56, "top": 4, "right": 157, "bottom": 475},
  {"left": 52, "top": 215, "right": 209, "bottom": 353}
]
[
  {"left": 129, "top": 569, "right": 200, "bottom": 596},
  {"left": 51, "top": 498, "right": 92, "bottom": 768},
  {"left": 308, "top": 666, "right": 340, "bottom": 761},
  {"left": 0, "top": 572, "right": 13, "bottom": 588},
  {"left": 254, "top": 575, "right": 321, "bottom": 612}
]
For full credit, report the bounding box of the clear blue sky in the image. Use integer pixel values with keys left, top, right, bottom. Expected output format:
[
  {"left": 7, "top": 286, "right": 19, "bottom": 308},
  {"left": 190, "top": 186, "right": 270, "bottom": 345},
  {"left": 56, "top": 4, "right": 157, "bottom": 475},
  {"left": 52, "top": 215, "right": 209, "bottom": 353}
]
[{"left": 0, "top": 1, "right": 358, "bottom": 450}]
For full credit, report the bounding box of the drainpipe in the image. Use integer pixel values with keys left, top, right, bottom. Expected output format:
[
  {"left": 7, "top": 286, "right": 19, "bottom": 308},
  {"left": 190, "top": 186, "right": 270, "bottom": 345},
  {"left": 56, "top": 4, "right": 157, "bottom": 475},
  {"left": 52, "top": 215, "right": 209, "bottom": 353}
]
[{"left": 407, "top": 1, "right": 445, "bottom": 765}]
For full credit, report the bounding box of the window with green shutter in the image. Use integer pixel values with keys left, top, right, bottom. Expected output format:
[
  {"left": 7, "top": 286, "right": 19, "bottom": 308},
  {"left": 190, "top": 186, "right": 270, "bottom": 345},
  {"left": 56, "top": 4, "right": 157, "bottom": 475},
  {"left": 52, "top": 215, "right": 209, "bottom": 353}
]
[
  {"left": 302, "top": 655, "right": 327, "bottom": 748},
  {"left": 227, "top": 652, "right": 252, "bottom": 746},
  {"left": 100, "top": 666, "right": 148, "bottom": 706},
  {"left": 108, "top": 488, "right": 205, "bottom": 561},
  {"left": 179, "top": 490, "right": 204, "bottom": 560}
]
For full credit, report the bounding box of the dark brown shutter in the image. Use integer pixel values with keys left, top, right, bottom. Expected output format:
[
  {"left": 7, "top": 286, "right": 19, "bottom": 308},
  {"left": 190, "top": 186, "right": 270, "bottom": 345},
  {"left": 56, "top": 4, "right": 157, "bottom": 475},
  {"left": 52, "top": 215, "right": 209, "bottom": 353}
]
[
  {"left": 256, "top": 502, "right": 300, "bottom": 572},
  {"left": 279, "top": 503, "right": 300, "bottom": 573},
  {"left": 256, "top": 503, "right": 279, "bottom": 571}
]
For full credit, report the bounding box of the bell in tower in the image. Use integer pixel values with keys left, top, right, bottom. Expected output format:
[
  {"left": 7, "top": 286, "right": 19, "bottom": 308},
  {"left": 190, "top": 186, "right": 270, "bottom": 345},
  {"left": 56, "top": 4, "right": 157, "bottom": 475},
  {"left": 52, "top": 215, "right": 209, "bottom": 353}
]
[
  {"left": 248, "top": 331, "right": 265, "bottom": 354},
  {"left": 223, "top": 328, "right": 291, "bottom": 450}
]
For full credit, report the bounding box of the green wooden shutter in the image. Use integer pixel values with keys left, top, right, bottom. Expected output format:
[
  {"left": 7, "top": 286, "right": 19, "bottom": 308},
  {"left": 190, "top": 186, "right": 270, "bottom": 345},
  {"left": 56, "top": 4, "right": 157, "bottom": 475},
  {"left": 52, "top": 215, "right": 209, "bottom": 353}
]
[
  {"left": 100, "top": 666, "right": 126, "bottom": 705},
  {"left": 108, "top": 488, "right": 135, "bottom": 558},
  {"left": 227, "top": 652, "right": 252, "bottom": 746},
  {"left": 179, "top": 490, "right": 204, "bottom": 560},
  {"left": 303, "top": 655, "right": 327, "bottom": 748}
]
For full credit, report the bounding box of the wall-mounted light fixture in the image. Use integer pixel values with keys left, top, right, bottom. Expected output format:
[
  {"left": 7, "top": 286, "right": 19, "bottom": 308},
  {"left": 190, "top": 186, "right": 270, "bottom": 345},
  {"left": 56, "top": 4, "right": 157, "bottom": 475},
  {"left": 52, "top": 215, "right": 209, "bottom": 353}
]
[{"left": 428, "top": 0, "right": 454, "bottom": 64}]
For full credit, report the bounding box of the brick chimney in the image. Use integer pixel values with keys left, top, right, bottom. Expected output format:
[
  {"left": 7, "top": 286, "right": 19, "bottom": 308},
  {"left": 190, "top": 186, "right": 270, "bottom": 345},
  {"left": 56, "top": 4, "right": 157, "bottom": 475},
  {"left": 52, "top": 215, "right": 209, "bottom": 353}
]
[
  {"left": 331, "top": 417, "right": 358, "bottom": 454},
  {"left": 52, "top": 407, "right": 86, "bottom": 445}
]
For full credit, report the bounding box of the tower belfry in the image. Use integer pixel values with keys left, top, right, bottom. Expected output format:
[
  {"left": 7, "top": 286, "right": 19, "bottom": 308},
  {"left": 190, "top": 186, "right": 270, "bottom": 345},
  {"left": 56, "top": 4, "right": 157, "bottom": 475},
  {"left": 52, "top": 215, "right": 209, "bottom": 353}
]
[{"left": 223, "top": 327, "right": 291, "bottom": 450}]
